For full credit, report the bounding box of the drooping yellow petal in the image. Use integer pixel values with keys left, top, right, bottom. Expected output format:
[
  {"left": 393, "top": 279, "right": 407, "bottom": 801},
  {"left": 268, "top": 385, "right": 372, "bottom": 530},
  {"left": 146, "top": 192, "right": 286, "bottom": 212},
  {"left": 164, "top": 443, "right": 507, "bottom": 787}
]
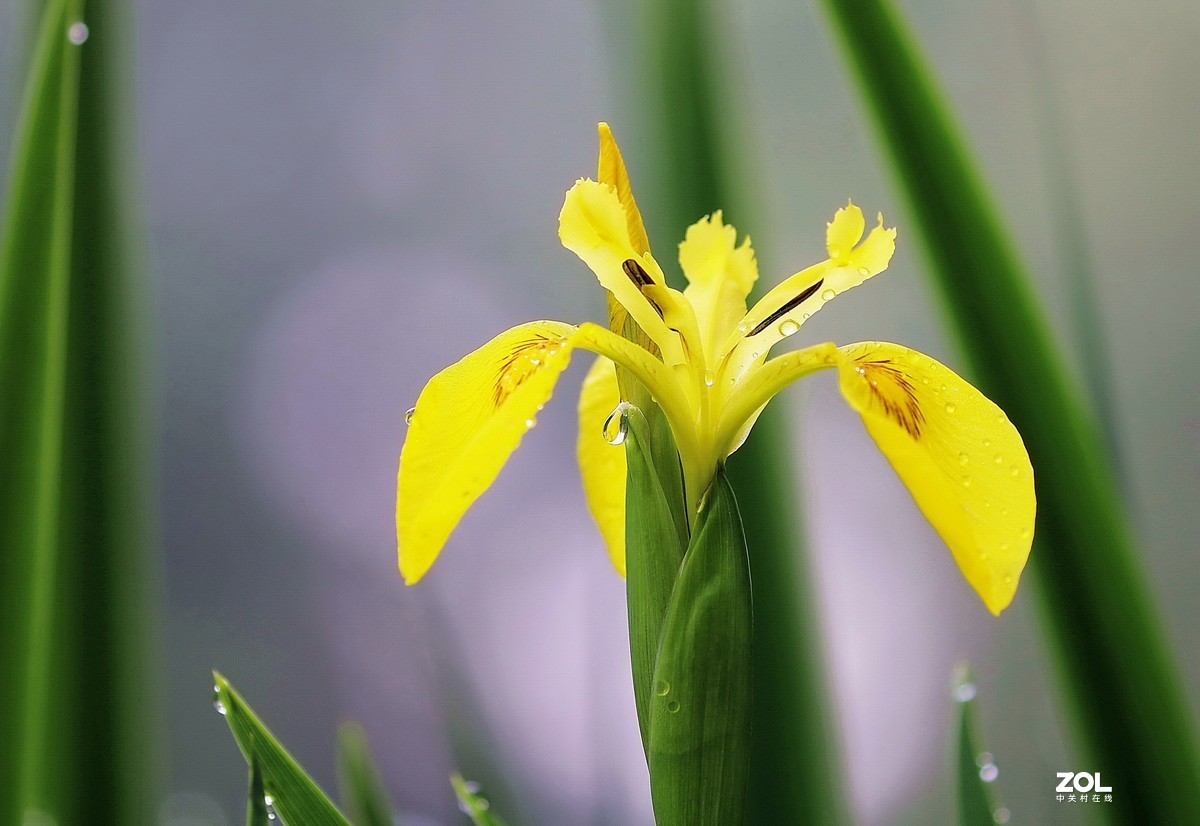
[
  {"left": 397, "top": 321, "right": 578, "bottom": 584},
  {"left": 577, "top": 356, "right": 626, "bottom": 575},
  {"left": 559, "top": 179, "right": 678, "bottom": 357},
  {"left": 834, "top": 342, "right": 1035, "bottom": 615},
  {"left": 721, "top": 204, "right": 896, "bottom": 381},
  {"left": 597, "top": 122, "right": 650, "bottom": 256},
  {"left": 679, "top": 211, "right": 758, "bottom": 365}
]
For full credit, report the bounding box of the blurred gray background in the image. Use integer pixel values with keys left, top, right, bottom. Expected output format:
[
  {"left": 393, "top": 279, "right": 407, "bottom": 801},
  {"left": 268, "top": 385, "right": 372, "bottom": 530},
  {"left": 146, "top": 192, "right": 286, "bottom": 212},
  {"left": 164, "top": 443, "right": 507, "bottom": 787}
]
[{"left": 4, "top": 0, "right": 1198, "bottom": 823}]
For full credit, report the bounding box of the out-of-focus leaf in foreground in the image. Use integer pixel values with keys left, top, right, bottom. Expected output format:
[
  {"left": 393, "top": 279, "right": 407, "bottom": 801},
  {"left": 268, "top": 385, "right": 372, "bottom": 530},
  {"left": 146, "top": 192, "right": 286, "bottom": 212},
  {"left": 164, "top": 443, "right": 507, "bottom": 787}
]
[
  {"left": 818, "top": 0, "right": 1200, "bottom": 818},
  {"left": 213, "top": 672, "right": 352, "bottom": 826},
  {"left": 951, "top": 666, "right": 1007, "bottom": 826},
  {"left": 336, "top": 723, "right": 395, "bottom": 826},
  {"left": 451, "top": 772, "right": 510, "bottom": 826},
  {"left": 0, "top": 0, "right": 156, "bottom": 821}
]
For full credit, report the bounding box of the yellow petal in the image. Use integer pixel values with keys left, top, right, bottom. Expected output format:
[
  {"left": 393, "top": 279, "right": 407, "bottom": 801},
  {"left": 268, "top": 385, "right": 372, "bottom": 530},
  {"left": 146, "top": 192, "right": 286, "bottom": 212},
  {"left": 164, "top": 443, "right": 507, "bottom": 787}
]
[
  {"left": 723, "top": 205, "right": 896, "bottom": 380},
  {"left": 597, "top": 122, "right": 650, "bottom": 257},
  {"left": 559, "top": 178, "right": 677, "bottom": 355},
  {"left": 577, "top": 355, "right": 626, "bottom": 575},
  {"left": 826, "top": 200, "right": 865, "bottom": 260},
  {"left": 679, "top": 211, "right": 759, "bottom": 365},
  {"left": 397, "top": 321, "right": 578, "bottom": 584},
  {"left": 835, "top": 342, "right": 1035, "bottom": 615}
]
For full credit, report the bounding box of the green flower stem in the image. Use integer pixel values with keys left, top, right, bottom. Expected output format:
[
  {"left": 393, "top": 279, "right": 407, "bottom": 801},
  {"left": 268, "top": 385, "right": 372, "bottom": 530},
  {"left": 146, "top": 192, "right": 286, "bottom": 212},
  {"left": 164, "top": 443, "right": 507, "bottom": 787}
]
[{"left": 818, "top": 0, "right": 1200, "bottom": 818}]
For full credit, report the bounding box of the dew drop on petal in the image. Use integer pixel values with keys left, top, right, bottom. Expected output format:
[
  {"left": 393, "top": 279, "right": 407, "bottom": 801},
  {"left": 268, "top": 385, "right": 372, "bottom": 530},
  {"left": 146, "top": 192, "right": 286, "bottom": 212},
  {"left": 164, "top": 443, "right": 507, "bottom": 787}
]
[
  {"left": 857, "top": 266, "right": 870, "bottom": 276},
  {"left": 1010, "top": 466, "right": 1020, "bottom": 477},
  {"left": 778, "top": 319, "right": 800, "bottom": 337},
  {"left": 994, "top": 453, "right": 1004, "bottom": 464},
  {"left": 958, "top": 452, "right": 969, "bottom": 466},
  {"left": 404, "top": 407, "right": 416, "bottom": 425},
  {"left": 821, "top": 288, "right": 836, "bottom": 301},
  {"left": 67, "top": 22, "right": 89, "bottom": 45},
  {"left": 1003, "top": 574, "right": 1014, "bottom": 584},
  {"left": 704, "top": 370, "right": 715, "bottom": 387},
  {"left": 940, "top": 383, "right": 948, "bottom": 392},
  {"left": 524, "top": 418, "right": 536, "bottom": 429},
  {"left": 736, "top": 321, "right": 749, "bottom": 334},
  {"left": 945, "top": 402, "right": 957, "bottom": 414},
  {"left": 961, "top": 475, "right": 971, "bottom": 488}
]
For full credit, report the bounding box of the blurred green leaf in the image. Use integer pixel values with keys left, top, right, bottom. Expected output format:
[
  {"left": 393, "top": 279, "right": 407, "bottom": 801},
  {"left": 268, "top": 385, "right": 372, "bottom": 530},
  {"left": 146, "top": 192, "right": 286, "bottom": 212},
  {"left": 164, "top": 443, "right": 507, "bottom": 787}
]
[
  {"left": 630, "top": 2, "right": 850, "bottom": 821},
  {"left": 647, "top": 468, "right": 752, "bottom": 826},
  {"left": 213, "top": 672, "right": 352, "bottom": 826},
  {"left": 336, "top": 723, "right": 394, "bottom": 826},
  {"left": 248, "top": 755, "right": 271, "bottom": 826},
  {"left": 818, "top": 0, "right": 1200, "bottom": 818},
  {"left": 0, "top": 0, "right": 157, "bottom": 821},
  {"left": 451, "top": 772, "right": 509, "bottom": 826},
  {"left": 951, "top": 668, "right": 1002, "bottom": 826}
]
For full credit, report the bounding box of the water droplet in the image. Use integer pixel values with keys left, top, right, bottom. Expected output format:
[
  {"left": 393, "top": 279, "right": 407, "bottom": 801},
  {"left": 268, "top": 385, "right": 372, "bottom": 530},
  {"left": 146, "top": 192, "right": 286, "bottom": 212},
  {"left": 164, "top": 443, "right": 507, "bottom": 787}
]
[
  {"left": 940, "top": 383, "right": 948, "bottom": 392},
  {"left": 994, "top": 453, "right": 1003, "bottom": 464},
  {"left": 976, "top": 752, "right": 994, "bottom": 768},
  {"left": 1009, "top": 466, "right": 1020, "bottom": 477},
  {"left": 736, "top": 321, "right": 749, "bottom": 334},
  {"left": 821, "top": 288, "right": 836, "bottom": 301},
  {"left": 264, "top": 794, "right": 277, "bottom": 820},
  {"left": 954, "top": 681, "right": 977, "bottom": 703},
  {"left": 524, "top": 417, "right": 536, "bottom": 429},
  {"left": 961, "top": 476, "right": 971, "bottom": 488},
  {"left": 666, "top": 700, "right": 681, "bottom": 713},
  {"left": 921, "top": 376, "right": 929, "bottom": 384},
  {"left": 1003, "top": 574, "right": 1014, "bottom": 584},
  {"left": 993, "top": 806, "right": 1012, "bottom": 824},
  {"left": 979, "top": 763, "right": 999, "bottom": 783},
  {"left": 704, "top": 370, "right": 715, "bottom": 387},
  {"left": 1020, "top": 527, "right": 1030, "bottom": 539},
  {"left": 945, "top": 402, "right": 957, "bottom": 414},
  {"left": 983, "top": 439, "right": 991, "bottom": 448},
  {"left": 999, "top": 542, "right": 1009, "bottom": 552},
  {"left": 958, "top": 452, "right": 969, "bottom": 466},
  {"left": 779, "top": 319, "right": 800, "bottom": 337},
  {"left": 654, "top": 679, "right": 670, "bottom": 697},
  {"left": 857, "top": 266, "right": 870, "bottom": 276},
  {"left": 603, "top": 402, "right": 634, "bottom": 445},
  {"left": 750, "top": 351, "right": 759, "bottom": 360},
  {"left": 212, "top": 685, "right": 226, "bottom": 716},
  {"left": 404, "top": 407, "right": 416, "bottom": 425},
  {"left": 67, "top": 22, "right": 89, "bottom": 45},
  {"left": 1001, "top": 508, "right": 1009, "bottom": 517},
  {"left": 801, "top": 312, "right": 810, "bottom": 320}
]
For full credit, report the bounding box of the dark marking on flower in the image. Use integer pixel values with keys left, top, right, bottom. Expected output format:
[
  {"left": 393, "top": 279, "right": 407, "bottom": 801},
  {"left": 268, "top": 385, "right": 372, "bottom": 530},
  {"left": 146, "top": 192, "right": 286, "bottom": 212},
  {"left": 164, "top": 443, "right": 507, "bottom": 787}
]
[
  {"left": 622, "top": 258, "right": 654, "bottom": 286},
  {"left": 858, "top": 358, "right": 924, "bottom": 438},
  {"left": 493, "top": 334, "right": 564, "bottom": 408},
  {"left": 748, "top": 278, "right": 825, "bottom": 336}
]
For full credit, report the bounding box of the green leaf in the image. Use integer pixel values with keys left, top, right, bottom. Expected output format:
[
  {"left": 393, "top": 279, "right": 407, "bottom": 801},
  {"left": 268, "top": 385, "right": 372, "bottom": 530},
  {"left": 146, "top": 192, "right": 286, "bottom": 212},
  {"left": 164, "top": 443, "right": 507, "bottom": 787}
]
[
  {"left": 213, "top": 672, "right": 352, "bottom": 826},
  {"left": 622, "top": 406, "right": 688, "bottom": 751},
  {"left": 0, "top": 0, "right": 157, "bottom": 821},
  {"left": 818, "top": 0, "right": 1200, "bottom": 818},
  {"left": 450, "top": 772, "right": 509, "bottom": 826},
  {"left": 647, "top": 468, "right": 752, "bottom": 826},
  {"left": 951, "top": 668, "right": 1002, "bottom": 826},
  {"left": 247, "top": 755, "right": 271, "bottom": 826},
  {"left": 336, "top": 723, "right": 394, "bottom": 826}
]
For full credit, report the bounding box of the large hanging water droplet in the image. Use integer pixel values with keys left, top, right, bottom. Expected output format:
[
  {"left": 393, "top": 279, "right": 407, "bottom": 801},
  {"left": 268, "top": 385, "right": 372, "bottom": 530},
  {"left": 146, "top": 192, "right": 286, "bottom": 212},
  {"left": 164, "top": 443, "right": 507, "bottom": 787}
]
[
  {"left": 67, "top": 22, "right": 89, "bottom": 45},
  {"left": 704, "top": 370, "right": 715, "bottom": 387},
  {"left": 821, "top": 288, "right": 835, "bottom": 301},
  {"left": 212, "top": 685, "right": 226, "bottom": 715},
  {"left": 603, "top": 402, "right": 634, "bottom": 445},
  {"left": 778, "top": 319, "right": 800, "bottom": 337},
  {"left": 404, "top": 407, "right": 416, "bottom": 425}
]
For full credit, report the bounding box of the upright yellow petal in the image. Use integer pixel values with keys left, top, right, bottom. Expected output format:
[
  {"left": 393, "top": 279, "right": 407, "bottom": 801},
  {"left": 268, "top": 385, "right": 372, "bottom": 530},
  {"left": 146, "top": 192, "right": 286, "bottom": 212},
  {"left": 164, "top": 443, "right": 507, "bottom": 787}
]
[
  {"left": 397, "top": 321, "right": 578, "bottom": 584},
  {"left": 597, "top": 122, "right": 650, "bottom": 256},
  {"left": 559, "top": 179, "right": 678, "bottom": 357},
  {"left": 577, "top": 356, "right": 626, "bottom": 575},
  {"left": 825, "top": 200, "right": 865, "bottom": 260},
  {"left": 834, "top": 342, "right": 1035, "bottom": 615},
  {"left": 679, "top": 211, "right": 759, "bottom": 365}
]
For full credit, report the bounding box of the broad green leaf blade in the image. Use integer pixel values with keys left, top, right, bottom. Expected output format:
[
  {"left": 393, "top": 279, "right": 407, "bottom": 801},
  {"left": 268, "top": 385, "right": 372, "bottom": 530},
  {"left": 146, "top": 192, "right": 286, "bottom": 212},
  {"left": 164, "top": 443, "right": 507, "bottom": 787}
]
[
  {"left": 647, "top": 469, "right": 752, "bottom": 826},
  {"left": 213, "top": 673, "right": 352, "bottom": 826},
  {"left": 336, "top": 723, "right": 394, "bottom": 826},
  {"left": 819, "top": 0, "right": 1200, "bottom": 818},
  {"left": 248, "top": 755, "right": 271, "bottom": 826},
  {"left": 450, "top": 773, "right": 510, "bottom": 826},
  {"left": 951, "top": 669, "right": 1002, "bottom": 826},
  {"left": 623, "top": 407, "right": 688, "bottom": 752},
  {"left": 626, "top": 1, "right": 849, "bottom": 819},
  {"left": 0, "top": 0, "right": 157, "bottom": 821}
]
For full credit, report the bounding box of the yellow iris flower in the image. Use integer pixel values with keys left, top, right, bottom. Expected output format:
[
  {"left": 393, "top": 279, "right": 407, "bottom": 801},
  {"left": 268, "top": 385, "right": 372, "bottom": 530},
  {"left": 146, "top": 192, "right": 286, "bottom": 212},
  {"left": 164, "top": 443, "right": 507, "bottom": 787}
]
[{"left": 396, "top": 124, "right": 1034, "bottom": 615}]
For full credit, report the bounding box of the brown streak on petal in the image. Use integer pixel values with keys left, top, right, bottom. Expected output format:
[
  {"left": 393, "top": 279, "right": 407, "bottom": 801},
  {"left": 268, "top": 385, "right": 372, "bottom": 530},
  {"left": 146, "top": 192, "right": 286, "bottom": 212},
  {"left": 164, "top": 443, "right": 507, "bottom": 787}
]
[
  {"left": 858, "top": 359, "right": 925, "bottom": 439},
  {"left": 622, "top": 258, "right": 654, "bottom": 286},
  {"left": 493, "top": 334, "right": 564, "bottom": 408},
  {"left": 748, "top": 278, "right": 825, "bottom": 336}
]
